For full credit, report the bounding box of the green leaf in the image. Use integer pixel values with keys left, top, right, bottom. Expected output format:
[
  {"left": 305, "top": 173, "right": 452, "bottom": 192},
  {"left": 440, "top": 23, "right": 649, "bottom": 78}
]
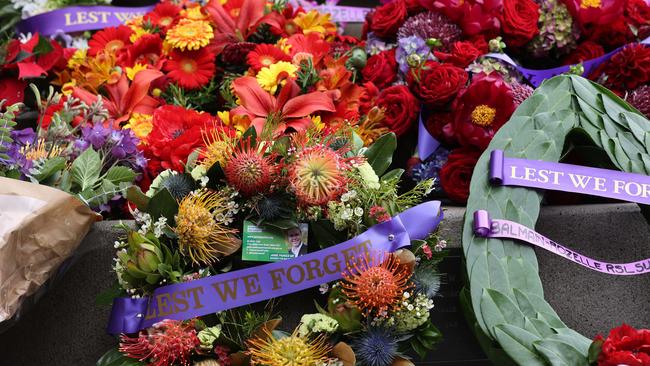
[
  {"left": 380, "top": 168, "right": 404, "bottom": 182},
  {"left": 96, "top": 348, "right": 144, "bottom": 366},
  {"left": 33, "top": 157, "right": 66, "bottom": 182},
  {"left": 32, "top": 34, "right": 54, "bottom": 55},
  {"left": 363, "top": 132, "right": 396, "bottom": 176},
  {"left": 533, "top": 340, "right": 589, "bottom": 366},
  {"left": 71, "top": 148, "right": 102, "bottom": 191},
  {"left": 242, "top": 126, "right": 257, "bottom": 146},
  {"left": 147, "top": 188, "right": 178, "bottom": 224},
  {"left": 494, "top": 325, "right": 545, "bottom": 366},
  {"left": 105, "top": 166, "right": 137, "bottom": 185},
  {"left": 127, "top": 186, "right": 150, "bottom": 211},
  {"left": 587, "top": 338, "right": 603, "bottom": 364}
]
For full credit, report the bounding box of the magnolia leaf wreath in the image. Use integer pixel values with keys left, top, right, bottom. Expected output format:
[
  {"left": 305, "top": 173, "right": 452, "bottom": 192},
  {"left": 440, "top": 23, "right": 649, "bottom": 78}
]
[{"left": 460, "top": 75, "right": 650, "bottom": 366}]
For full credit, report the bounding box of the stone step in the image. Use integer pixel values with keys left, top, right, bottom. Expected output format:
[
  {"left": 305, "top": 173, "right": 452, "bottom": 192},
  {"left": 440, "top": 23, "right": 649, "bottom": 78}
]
[{"left": 0, "top": 203, "right": 648, "bottom": 365}]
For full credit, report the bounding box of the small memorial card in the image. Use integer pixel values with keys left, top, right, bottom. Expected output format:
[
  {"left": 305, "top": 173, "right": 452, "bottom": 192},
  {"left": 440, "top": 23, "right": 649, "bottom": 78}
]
[{"left": 242, "top": 221, "right": 309, "bottom": 262}]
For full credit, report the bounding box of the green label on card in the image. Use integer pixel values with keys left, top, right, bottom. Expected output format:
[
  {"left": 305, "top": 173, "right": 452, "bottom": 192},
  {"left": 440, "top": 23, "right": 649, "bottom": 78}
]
[{"left": 242, "top": 221, "right": 309, "bottom": 262}]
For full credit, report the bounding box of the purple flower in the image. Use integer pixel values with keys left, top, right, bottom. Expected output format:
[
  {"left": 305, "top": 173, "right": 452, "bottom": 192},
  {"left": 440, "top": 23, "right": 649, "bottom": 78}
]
[
  {"left": 412, "top": 146, "right": 449, "bottom": 187},
  {"left": 109, "top": 129, "right": 138, "bottom": 159},
  {"left": 74, "top": 139, "right": 90, "bottom": 152},
  {"left": 11, "top": 128, "right": 36, "bottom": 145},
  {"left": 396, "top": 36, "right": 430, "bottom": 74},
  {"left": 82, "top": 124, "right": 111, "bottom": 149}
]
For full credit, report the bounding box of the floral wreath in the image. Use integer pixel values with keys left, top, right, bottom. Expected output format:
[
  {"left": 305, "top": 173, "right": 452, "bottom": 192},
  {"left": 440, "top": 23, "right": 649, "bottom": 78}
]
[{"left": 461, "top": 74, "right": 650, "bottom": 365}]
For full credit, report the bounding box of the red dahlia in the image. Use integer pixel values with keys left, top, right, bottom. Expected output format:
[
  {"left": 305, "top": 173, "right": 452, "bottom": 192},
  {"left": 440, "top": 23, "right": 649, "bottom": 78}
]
[
  {"left": 246, "top": 44, "right": 292, "bottom": 72},
  {"left": 599, "top": 44, "right": 650, "bottom": 93},
  {"left": 164, "top": 48, "right": 216, "bottom": 90},
  {"left": 452, "top": 73, "right": 516, "bottom": 150},
  {"left": 88, "top": 25, "right": 133, "bottom": 57}
]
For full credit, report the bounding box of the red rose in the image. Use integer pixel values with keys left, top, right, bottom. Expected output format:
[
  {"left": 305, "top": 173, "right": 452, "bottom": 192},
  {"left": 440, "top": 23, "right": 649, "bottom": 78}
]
[
  {"left": 563, "top": 41, "right": 604, "bottom": 65},
  {"left": 362, "top": 49, "right": 398, "bottom": 89},
  {"left": 596, "top": 324, "right": 650, "bottom": 366},
  {"left": 376, "top": 85, "right": 420, "bottom": 136},
  {"left": 600, "top": 44, "right": 650, "bottom": 93},
  {"left": 434, "top": 41, "right": 484, "bottom": 68},
  {"left": 425, "top": 111, "right": 457, "bottom": 145},
  {"left": 369, "top": 0, "right": 408, "bottom": 39},
  {"left": 589, "top": 19, "right": 635, "bottom": 49},
  {"left": 359, "top": 81, "right": 380, "bottom": 114},
  {"left": 452, "top": 73, "right": 516, "bottom": 149},
  {"left": 430, "top": 0, "right": 502, "bottom": 38},
  {"left": 500, "top": 0, "right": 540, "bottom": 47},
  {"left": 439, "top": 147, "right": 482, "bottom": 203},
  {"left": 408, "top": 61, "right": 468, "bottom": 107}
]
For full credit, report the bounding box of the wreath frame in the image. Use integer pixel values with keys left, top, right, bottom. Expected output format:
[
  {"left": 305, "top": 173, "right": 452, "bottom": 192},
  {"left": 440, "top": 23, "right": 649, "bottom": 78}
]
[{"left": 461, "top": 75, "right": 650, "bottom": 366}]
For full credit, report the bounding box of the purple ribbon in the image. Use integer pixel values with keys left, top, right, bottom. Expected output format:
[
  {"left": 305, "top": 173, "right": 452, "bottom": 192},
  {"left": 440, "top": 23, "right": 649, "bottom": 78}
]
[
  {"left": 473, "top": 210, "right": 650, "bottom": 275},
  {"left": 417, "top": 111, "right": 441, "bottom": 161},
  {"left": 289, "top": 0, "right": 371, "bottom": 22},
  {"left": 15, "top": 5, "right": 155, "bottom": 36},
  {"left": 490, "top": 149, "right": 650, "bottom": 205},
  {"left": 484, "top": 37, "right": 650, "bottom": 87},
  {"left": 107, "top": 200, "right": 443, "bottom": 334}
]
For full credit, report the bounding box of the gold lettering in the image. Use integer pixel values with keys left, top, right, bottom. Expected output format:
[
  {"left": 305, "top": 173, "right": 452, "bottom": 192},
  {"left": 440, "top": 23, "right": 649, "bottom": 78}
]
[
  {"left": 172, "top": 290, "right": 189, "bottom": 313},
  {"left": 186, "top": 286, "right": 204, "bottom": 309},
  {"left": 242, "top": 274, "right": 262, "bottom": 296},
  {"left": 98, "top": 11, "right": 111, "bottom": 23},
  {"left": 145, "top": 301, "right": 157, "bottom": 320},
  {"left": 211, "top": 279, "right": 239, "bottom": 302},
  {"left": 156, "top": 293, "right": 173, "bottom": 317},
  {"left": 268, "top": 268, "right": 285, "bottom": 290},
  {"left": 287, "top": 265, "right": 305, "bottom": 285},
  {"left": 76, "top": 11, "right": 89, "bottom": 25},
  {"left": 64, "top": 13, "right": 76, "bottom": 26},
  {"left": 303, "top": 259, "right": 324, "bottom": 281},
  {"left": 87, "top": 11, "right": 99, "bottom": 24},
  {"left": 323, "top": 253, "right": 341, "bottom": 274}
]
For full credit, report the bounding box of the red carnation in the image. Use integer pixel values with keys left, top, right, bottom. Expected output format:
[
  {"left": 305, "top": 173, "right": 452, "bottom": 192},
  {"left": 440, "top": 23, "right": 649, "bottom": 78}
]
[
  {"left": 500, "top": 0, "right": 540, "bottom": 47},
  {"left": 452, "top": 73, "right": 516, "bottom": 150},
  {"left": 439, "top": 147, "right": 482, "bottom": 203},
  {"left": 599, "top": 44, "right": 650, "bottom": 93},
  {"left": 145, "top": 105, "right": 220, "bottom": 173},
  {"left": 369, "top": 0, "right": 408, "bottom": 39},
  {"left": 595, "top": 324, "right": 650, "bottom": 366},
  {"left": 362, "top": 49, "right": 398, "bottom": 89},
  {"left": 407, "top": 61, "right": 468, "bottom": 107},
  {"left": 434, "top": 41, "right": 484, "bottom": 68},
  {"left": 375, "top": 85, "right": 420, "bottom": 136},
  {"left": 563, "top": 41, "right": 604, "bottom": 65}
]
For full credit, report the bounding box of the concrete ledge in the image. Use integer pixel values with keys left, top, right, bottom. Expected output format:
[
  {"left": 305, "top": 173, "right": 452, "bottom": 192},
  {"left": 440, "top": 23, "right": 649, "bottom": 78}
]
[{"left": 0, "top": 204, "right": 648, "bottom": 365}]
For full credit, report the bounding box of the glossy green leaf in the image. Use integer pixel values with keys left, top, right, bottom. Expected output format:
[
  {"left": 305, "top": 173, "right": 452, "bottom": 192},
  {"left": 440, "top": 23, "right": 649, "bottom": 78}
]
[{"left": 363, "top": 132, "right": 396, "bottom": 176}]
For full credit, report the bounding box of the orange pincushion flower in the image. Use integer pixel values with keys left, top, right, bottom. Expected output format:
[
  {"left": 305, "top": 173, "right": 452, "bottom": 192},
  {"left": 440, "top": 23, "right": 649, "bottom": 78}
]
[
  {"left": 287, "top": 145, "right": 350, "bottom": 206},
  {"left": 223, "top": 137, "right": 277, "bottom": 197},
  {"left": 341, "top": 253, "right": 412, "bottom": 316}
]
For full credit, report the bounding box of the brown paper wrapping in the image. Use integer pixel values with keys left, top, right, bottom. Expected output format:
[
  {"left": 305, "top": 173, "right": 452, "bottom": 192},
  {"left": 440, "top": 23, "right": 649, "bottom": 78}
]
[{"left": 0, "top": 177, "right": 101, "bottom": 323}]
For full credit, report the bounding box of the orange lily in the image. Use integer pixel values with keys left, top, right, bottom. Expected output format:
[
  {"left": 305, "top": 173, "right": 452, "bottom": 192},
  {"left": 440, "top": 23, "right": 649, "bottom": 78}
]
[
  {"left": 72, "top": 69, "right": 162, "bottom": 127},
  {"left": 231, "top": 76, "right": 337, "bottom": 136}
]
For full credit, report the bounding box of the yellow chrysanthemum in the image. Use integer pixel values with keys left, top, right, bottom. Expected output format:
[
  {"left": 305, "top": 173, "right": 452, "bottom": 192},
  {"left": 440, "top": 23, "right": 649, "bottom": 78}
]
[
  {"left": 67, "top": 48, "right": 87, "bottom": 69},
  {"left": 247, "top": 328, "right": 331, "bottom": 366},
  {"left": 126, "top": 63, "right": 148, "bottom": 81},
  {"left": 175, "top": 189, "right": 239, "bottom": 266},
  {"left": 124, "top": 113, "right": 153, "bottom": 141},
  {"left": 181, "top": 5, "right": 209, "bottom": 20},
  {"left": 256, "top": 61, "right": 298, "bottom": 94},
  {"left": 166, "top": 19, "right": 214, "bottom": 51},
  {"left": 293, "top": 10, "right": 336, "bottom": 35}
]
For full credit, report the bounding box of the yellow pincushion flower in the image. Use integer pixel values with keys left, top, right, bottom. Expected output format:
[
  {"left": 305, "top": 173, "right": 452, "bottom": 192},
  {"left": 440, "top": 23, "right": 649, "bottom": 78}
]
[
  {"left": 247, "top": 328, "right": 331, "bottom": 366},
  {"left": 166, "top": 19, "right": 214, "bottom": 51},
  {"left": 124, "top": 113, "right": 153, "bottom": 141},
  {"left": 175, "top": 189, "right": 239, "bottom": 266},
  {"left": 293, "top": 10, "right": 336, "bottom": 35},
  {"left": 256, "top": 61, "right": 298, "bottom": 94}
]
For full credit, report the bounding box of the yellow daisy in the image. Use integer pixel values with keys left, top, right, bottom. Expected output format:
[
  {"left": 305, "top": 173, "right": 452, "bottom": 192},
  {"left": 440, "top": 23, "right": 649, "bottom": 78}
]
[
  {"left": 124, "top": 113, "right": 153, "bottom": 141},
  {"left": 256, "top": 61, "right": 298, "bottom": 94},
  {"left": 125, "top": 63, "right": 148, "bottom": 81},
  {"left": 166, "top": 19, "right": 214, "bottom": 51},
  {"left": 293, "top": 10, "right": 336, "bottom": 35}
]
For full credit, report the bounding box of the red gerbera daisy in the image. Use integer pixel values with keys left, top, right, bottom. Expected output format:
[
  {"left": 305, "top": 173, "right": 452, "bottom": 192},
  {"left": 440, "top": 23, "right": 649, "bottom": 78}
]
[
  {"left": 144, "top": 1, "right": 181, "bottom": 31},
  {"left": 88, "top": 25, "right": 133, "bottom": 57},
  {"left": 121, "top": 34, "right": 164, "bottom": 68},
  {"left": 164, "top": 48, "right": 216, "bottom": 90},
  {"left": 246, "top": 44, "right": 291, "bottom": 72}
]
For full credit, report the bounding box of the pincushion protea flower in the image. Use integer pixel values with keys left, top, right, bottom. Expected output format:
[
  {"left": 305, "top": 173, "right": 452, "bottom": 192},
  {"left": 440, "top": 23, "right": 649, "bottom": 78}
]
[
  {"left": 175, "top": 189, "right": 240, "bottom": 265},
  {"left": 287, "top": 145, "right": 351, "bottom": 206},
  {"left": 246, "top": 328, "right": 331, "bottom": 366},
  {"left": 341, "top": 253, "right": 412, "bottom": 317},
  {"left": 223, "top": 137, "right": 277, "bottom": 196},
  {"left": 119, "top": 320, "right": 199, "bottom": 366}
]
